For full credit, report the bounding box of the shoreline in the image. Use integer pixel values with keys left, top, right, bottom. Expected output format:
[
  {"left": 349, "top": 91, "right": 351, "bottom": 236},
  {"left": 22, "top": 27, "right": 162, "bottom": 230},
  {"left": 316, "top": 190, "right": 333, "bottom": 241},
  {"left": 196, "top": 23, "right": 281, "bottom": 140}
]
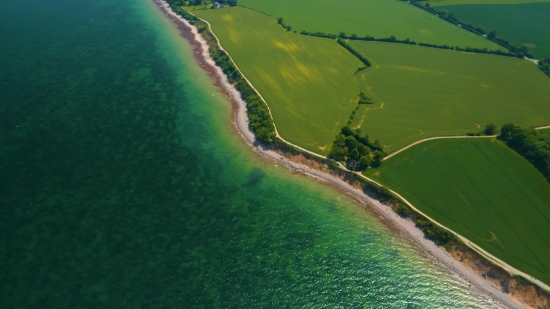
[{"left": 152, "top": 1, "right": 541, "bottom": 308}]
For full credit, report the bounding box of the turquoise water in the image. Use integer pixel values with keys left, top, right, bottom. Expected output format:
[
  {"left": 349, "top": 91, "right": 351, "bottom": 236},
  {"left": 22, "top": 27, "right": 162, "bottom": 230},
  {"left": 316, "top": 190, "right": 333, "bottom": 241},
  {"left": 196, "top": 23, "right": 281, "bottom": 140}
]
[{"left": 0, "top": 0, "right": 503, "bottom": 308}]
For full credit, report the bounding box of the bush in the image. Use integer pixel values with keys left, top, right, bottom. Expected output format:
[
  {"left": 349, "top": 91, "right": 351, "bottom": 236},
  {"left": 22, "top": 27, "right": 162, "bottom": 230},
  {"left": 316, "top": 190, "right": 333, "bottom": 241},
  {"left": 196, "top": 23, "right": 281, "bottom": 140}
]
[
  {"left": 415, "top": 218, "right": 454, "bottom": 246},
  {"left": 329, "top": 126, "right": 386, "bottom": 169},
  {"left": 499, "top": 124, "right": 550, "bottom": 182},
  {"left": 485, "top": 123, "right": 497, "bottom": 135}
]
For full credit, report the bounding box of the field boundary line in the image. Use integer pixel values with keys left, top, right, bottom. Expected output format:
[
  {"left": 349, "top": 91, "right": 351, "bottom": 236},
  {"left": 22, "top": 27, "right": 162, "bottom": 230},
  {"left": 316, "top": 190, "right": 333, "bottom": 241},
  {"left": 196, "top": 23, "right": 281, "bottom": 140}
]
[
  {"left": 189, "top": 12, "right": 330, "bottom": 161},
  {"left": 350, "top": 167, "right": 550, "bottom": 292},
  {"left": 185, "top": 9, "right": 550, "bottom": 291},
  {"left": 385, "top": 125, "right": 550, "bottom": 161}
]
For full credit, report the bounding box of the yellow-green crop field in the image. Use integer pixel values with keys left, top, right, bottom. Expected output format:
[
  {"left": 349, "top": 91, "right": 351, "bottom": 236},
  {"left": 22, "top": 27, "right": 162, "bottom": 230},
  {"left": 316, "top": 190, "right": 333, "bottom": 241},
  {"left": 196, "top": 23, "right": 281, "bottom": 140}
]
[
  {"left": 365, "top": 138, "right": 550, "bottom": 286},
  {"left": 195, "top": 7, "right": 364, "bottom": 154},
  {"left": 239, "top": 0, "right": 498, "bottom": 49},
  {"left": 351, "top": 41, "right": 550, "bottom": 152}
]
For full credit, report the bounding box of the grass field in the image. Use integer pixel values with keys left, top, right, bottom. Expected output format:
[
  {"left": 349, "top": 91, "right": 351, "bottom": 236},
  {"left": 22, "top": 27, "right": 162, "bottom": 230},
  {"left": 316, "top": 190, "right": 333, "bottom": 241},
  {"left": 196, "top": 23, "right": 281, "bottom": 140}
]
[
  {"left": 424, "top": 0, "right": 550, "bottom": 6},
  {"left": 437, "top": 3, "right": 550, "bottom": 58},
  {"left": 194, "top": 7, "right": 364, "bottom": 154},
  {"left": 350, "top": 41, "right": 550, "bottom": 152},
  {"left": 365, "top": 138, "right": 550, "bottom": 286},
  {"left": 239, "top": 0, "right": 498, "bottom": 49}
]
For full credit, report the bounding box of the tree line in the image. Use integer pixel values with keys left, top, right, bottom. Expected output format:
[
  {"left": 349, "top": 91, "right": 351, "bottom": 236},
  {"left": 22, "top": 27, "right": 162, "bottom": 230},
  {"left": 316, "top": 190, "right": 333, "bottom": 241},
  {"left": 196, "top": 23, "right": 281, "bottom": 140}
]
[
  {"left": 277, "top": 17, "right": 526, "bottom": 60},
  {"left": 539, "top": 58, "right": 550, "bottom": 78},
  {"left": 343, "top": 34, "right": 417, "bottom": 45},
  {"left": 336, "top": 38, "right": 372, "bottom": 67},
  {"left": 408, "top": 0, "right": 532, "bottom": 58},
  {"left": 165, "top": 1, "right": 275, "bottom": 143},
  {"left": 418, "top": 43, "right": 519, "bottom": 58},
  {"left": 328, "top": 126, "right": 385, "bottom": 170},
  {"left": 498, "top": 124, "right": 550, "bottom": 182},
  {"left": 346, "top": 92, "right": 374, "bottom": 126}
]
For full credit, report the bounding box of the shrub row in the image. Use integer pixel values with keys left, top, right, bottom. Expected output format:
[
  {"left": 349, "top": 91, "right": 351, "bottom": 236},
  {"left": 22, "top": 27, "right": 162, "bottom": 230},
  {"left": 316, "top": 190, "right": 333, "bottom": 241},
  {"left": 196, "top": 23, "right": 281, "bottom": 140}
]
[
  {"left": 344, "top": 93, "right": 373, "bottom": 126},
  {"left": 277, "top": 14, "right": 530, "bottom": 60},
  {"left": 336, "top": 38, "right": 372, "bottom": 67},
  {"left": 165, "top": 1, "right": 275, "bottom": 143},
  {"left": 409, "top": 0, "right": 533, "bottom": 58},
  {"left": 346, "top": 105, "right": 360, "bottom": 127},
  {"left": 300, "top": 31, "right": 337, "bottom": 39},
  {"left": 418, "top": 43, "right": 519, "bottom": 57},
  {"left": 344, "top": 34, "right": 417, "bottom": 45}
]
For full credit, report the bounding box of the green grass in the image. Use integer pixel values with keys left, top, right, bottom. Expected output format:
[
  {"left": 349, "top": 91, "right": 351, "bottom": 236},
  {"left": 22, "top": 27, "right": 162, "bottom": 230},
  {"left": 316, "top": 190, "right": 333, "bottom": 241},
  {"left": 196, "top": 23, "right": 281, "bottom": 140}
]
[
  {"left": 239, "top": 0, "right": 498, "bottom": 49},
  {"left": 194, "top": 7, "right": 365, "bottom": 154},
  {"left": 423, "top": 0, "right": 550, "bottom": 6},
  {"left": 350, "top": 41, "right": 550, "bottom": 152},
  {"left": 437, "top": 2, "right": 550, "bottom": 58},
  {"left": 365, "top": 138, "right": 550, "bottom": 286}
]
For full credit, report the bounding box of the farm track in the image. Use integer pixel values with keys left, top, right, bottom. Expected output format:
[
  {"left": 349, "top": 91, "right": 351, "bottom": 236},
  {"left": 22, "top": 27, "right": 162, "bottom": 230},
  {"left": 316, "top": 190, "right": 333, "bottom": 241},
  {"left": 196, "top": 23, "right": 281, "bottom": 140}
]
[
  {"left": 188, "top": 9, "right": 550, "bottom": 291},
  {"left": 385, "top": 125, "right": 550, "bottom": 161}
]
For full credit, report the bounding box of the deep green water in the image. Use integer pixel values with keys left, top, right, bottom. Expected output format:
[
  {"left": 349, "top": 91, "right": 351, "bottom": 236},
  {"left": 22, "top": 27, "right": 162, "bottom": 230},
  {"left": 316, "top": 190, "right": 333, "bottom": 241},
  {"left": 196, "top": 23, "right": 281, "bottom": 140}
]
[{"left": 0, "top": 0, "right": 504, "bottom": 308}]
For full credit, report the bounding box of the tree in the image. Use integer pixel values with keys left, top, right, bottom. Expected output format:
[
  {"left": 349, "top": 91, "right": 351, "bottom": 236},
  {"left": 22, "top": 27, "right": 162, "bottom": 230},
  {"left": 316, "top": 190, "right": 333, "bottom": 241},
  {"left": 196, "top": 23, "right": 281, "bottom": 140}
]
[
  {"left": 371, "top": 150, "right": 384, "bottom": 167},
  {"left": 351, "top": 33, "right": 357, "bottom": 39},
  {"left": 339, "top": 32, "right": 346, "bottom": 38},
  {"left": 277, "top": 17, "right": 284, "bottom": 24},
  {"left": 227, "top": 0, "right": 237, "bottom": 6},
  {"left": 349, "top": 148, "right": 360, "bottom": 160},
  {"left": 341, "top": 126, "right": 354, "bottom": 136},
  {"left": 357, "top": 144, "right": 370, "bottom": 157},
  {"left": 439, "top": 9, "right": 448, "bottom": 17},
  {"left": 328, "top": 134, "right": 348, "bottom": 161},
  {"left": 374, "top": 139, "right": 383, "bottom": 150},
  {"left": 485, "top": 123, "right": 497, "bottom": 135},
  {"left": 358, "top": 156, "right": 372, "bottom": 169},
  {"left": 488, "top": 30, "right": 497, "bottom": 39}
]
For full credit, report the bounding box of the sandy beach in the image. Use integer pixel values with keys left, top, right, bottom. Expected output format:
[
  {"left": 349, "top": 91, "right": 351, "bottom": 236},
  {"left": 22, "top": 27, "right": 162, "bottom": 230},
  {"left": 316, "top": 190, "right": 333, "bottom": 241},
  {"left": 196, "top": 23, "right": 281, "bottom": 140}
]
[{"left": 152, "top": 1, "right": 536, "bottom": 308}]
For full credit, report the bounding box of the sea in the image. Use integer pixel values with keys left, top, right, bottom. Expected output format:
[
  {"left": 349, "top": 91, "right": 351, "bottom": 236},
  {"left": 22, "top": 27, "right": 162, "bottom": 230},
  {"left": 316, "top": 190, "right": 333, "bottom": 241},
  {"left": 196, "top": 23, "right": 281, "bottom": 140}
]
[{"left": 0, "top": 0, "right": 504, "bottom": 308}]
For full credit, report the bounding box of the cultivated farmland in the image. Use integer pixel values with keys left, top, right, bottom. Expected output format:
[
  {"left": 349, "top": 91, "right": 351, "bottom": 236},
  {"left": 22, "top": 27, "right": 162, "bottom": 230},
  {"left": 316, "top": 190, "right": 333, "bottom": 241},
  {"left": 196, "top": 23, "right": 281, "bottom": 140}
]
[
  {"left": 239, "top": 0, "right": 498, "bottom": 49},
  {"left": 194, "top": 7, "right": 364, "bottom": 154},
  {"left": 350, "top": 41, "right": 550, "bottom": 152},
  {"left": 424, "top": 0, "right": 550, "bottom": 6},
  {"left": 437, "top": 2, "right": 550, "bottom": 58},
  {"left": 365, "top": 138, "right": 550, "bottom": 286}
]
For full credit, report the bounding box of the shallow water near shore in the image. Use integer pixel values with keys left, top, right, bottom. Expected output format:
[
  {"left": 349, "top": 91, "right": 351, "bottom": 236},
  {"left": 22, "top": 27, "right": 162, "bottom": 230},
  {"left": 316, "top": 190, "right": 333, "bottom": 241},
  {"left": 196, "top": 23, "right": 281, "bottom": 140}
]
[{"left": 0, "top": 0, "right": 505, "bottom": 308}]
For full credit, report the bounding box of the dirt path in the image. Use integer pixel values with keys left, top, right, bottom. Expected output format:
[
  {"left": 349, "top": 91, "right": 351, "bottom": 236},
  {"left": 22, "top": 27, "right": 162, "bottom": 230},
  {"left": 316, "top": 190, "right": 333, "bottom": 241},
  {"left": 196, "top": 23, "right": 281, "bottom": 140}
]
[
  {"left": 384, "top": 135, "right": 495, "bottom": 160},
  {"left": 153, "top": 2, "right": 549, "bottom": 306},
  {"left": 385, "top": 125, "right": 550, "bottom": 161}
]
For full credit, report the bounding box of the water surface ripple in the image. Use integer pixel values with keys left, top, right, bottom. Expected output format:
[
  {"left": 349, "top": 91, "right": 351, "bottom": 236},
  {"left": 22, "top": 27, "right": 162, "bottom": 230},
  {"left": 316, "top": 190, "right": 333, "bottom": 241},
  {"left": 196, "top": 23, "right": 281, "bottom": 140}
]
[{"left": 0, "top": 0, "right": 503, "bottom": 308}]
